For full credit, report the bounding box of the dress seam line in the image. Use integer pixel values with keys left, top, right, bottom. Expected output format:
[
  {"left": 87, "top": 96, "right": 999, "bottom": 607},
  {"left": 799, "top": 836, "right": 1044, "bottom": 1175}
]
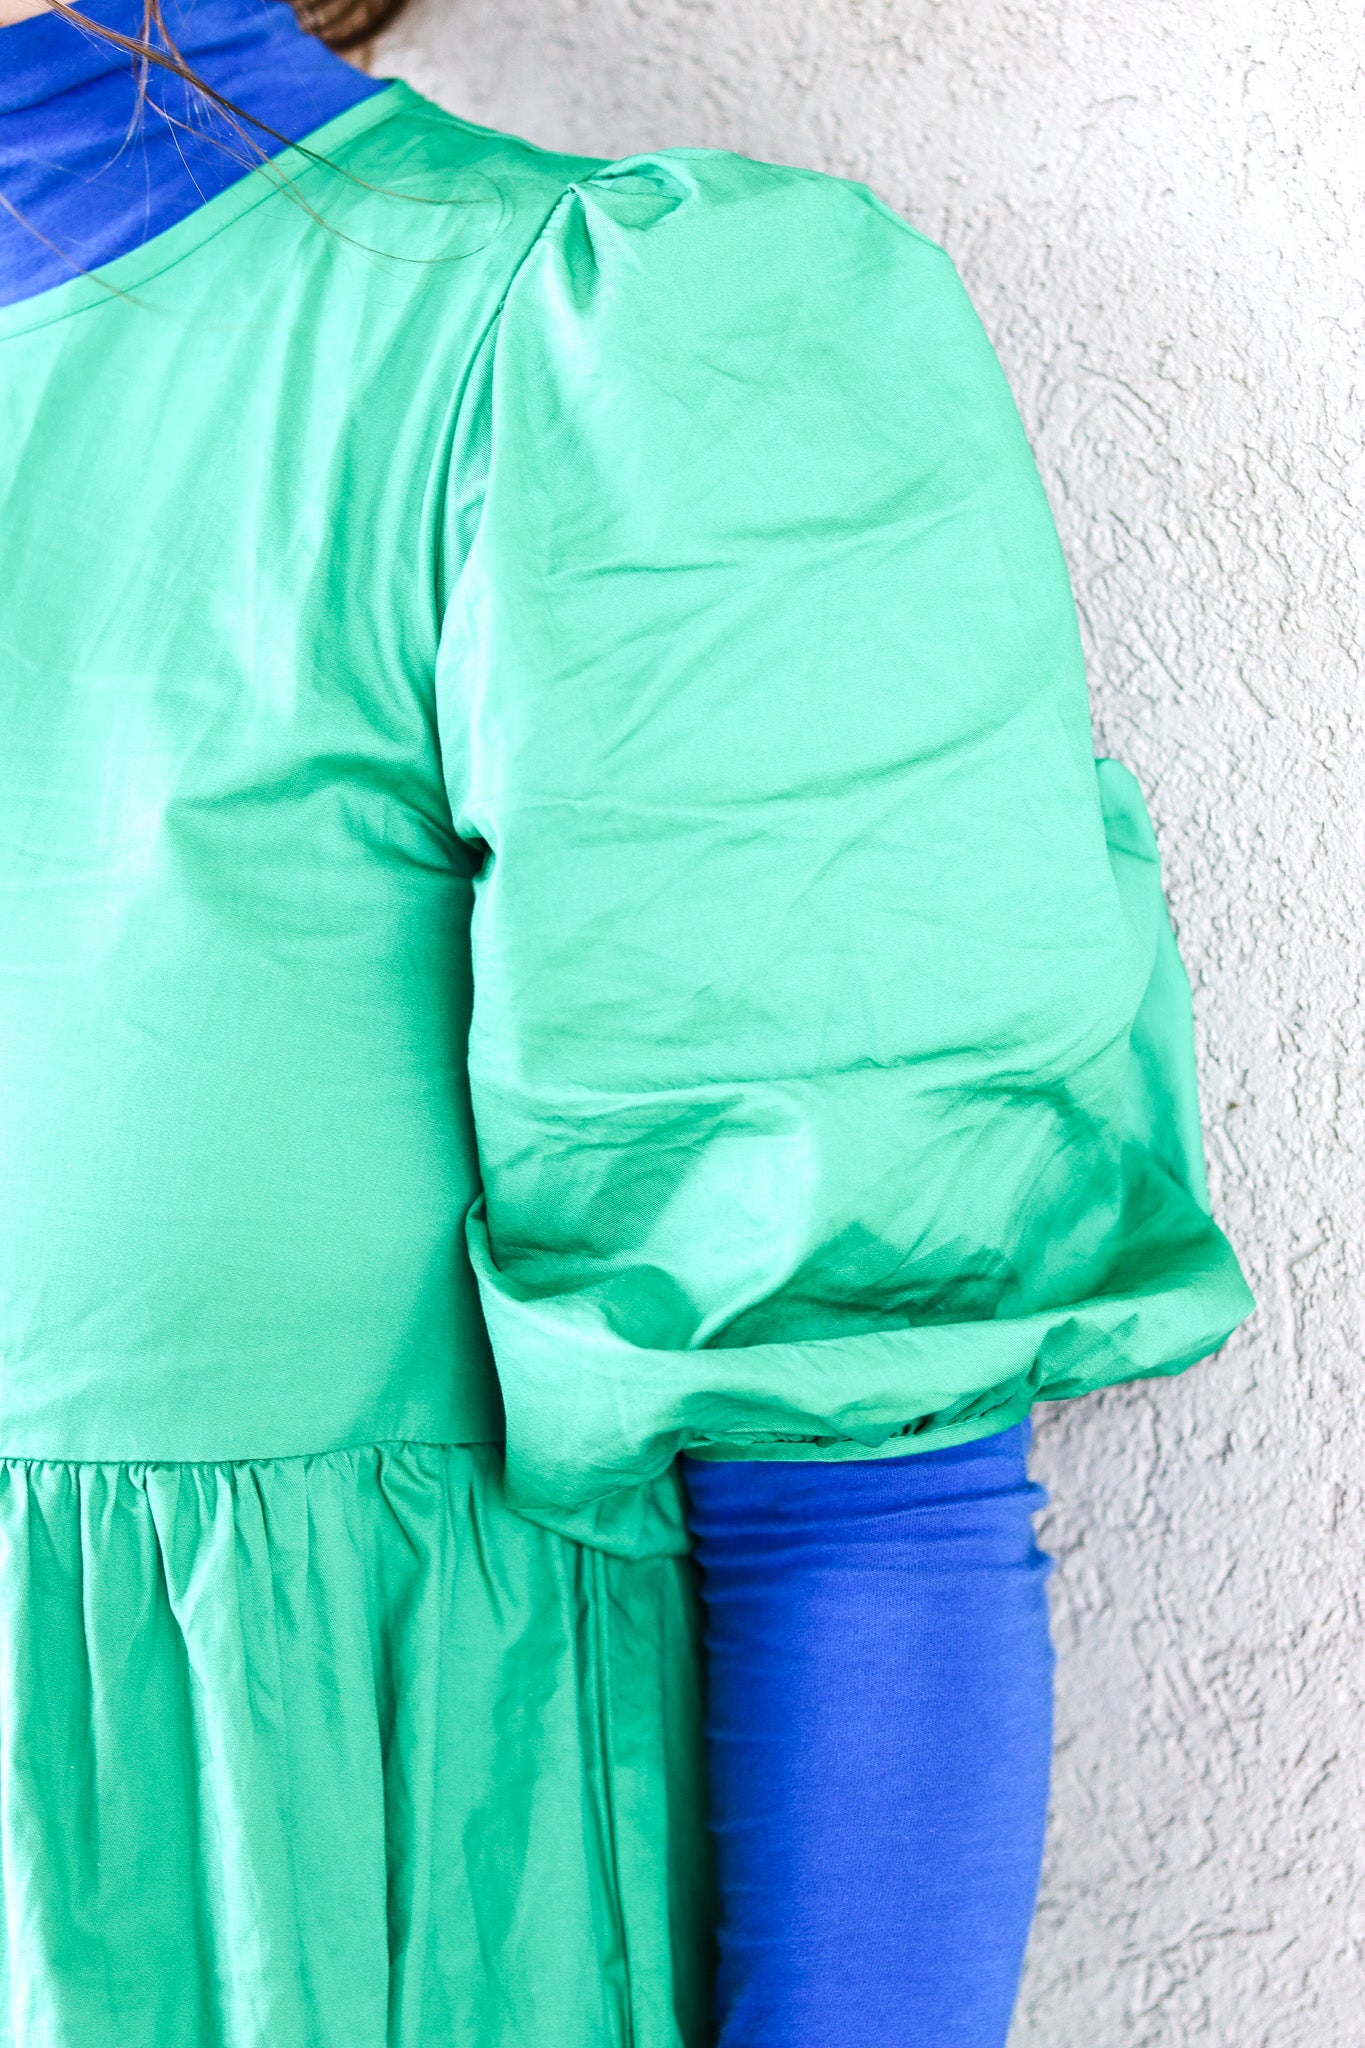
[{"left": 0, "top": 1434, "right": 505, "bottom": 1472}]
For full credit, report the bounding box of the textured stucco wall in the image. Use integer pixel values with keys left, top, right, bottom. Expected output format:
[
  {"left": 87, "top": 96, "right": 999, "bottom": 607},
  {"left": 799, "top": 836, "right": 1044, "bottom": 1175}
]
[{"left": 375, "top": 3, "right": 1365, "bottom": 2038}]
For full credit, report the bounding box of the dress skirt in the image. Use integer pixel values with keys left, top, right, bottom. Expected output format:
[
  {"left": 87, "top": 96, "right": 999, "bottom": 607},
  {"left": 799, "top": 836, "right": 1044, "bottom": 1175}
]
[{"left": 0, "top": 1445, "right": 712, "bottom": 2048}]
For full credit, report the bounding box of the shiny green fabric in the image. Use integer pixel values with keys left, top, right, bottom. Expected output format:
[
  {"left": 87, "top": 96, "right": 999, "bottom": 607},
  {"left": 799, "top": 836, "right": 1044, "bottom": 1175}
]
[{"left": 0, "top": 81, "right": 1251, "bottom": 2044}]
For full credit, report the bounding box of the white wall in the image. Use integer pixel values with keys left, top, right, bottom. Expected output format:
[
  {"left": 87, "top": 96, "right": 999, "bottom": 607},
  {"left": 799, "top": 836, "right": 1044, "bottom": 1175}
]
[{"left": 376, "top": 3, "right": 1365, "bottom": 2038}]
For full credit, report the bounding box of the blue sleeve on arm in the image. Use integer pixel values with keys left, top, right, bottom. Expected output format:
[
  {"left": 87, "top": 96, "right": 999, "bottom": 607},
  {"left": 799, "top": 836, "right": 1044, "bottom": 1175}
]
[{"left": 681, "top": 1423, "right": 1055, "bottom": 2048}]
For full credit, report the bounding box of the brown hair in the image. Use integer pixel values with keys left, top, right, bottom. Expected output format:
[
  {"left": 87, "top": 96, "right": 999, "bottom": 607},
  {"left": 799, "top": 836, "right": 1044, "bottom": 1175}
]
[{"left": 288, "top": 0, "right": 413, "bottom": 53}]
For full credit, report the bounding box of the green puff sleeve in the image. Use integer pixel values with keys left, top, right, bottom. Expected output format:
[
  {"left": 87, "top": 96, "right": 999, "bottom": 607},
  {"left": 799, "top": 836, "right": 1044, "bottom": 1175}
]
[{"left": 435, "top": 149, "right": 1253, "bottom": 1555}]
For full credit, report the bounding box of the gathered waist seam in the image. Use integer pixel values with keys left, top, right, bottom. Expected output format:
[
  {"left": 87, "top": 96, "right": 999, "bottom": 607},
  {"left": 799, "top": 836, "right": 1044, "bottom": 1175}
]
[{"left": 0, "top": 1433, "right": 506, "bottom": 1472}]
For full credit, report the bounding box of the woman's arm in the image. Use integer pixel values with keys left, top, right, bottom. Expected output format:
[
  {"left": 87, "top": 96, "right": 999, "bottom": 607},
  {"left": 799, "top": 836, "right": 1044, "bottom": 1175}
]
[{"left": 431, "top": 137, "right": 1249, "bottom": 2035}]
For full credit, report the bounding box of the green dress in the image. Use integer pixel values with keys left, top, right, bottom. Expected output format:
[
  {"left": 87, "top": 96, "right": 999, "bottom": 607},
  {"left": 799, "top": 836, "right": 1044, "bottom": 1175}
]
[{"left": 0, "top": 80, "right": 1251, "bottom": 2047}]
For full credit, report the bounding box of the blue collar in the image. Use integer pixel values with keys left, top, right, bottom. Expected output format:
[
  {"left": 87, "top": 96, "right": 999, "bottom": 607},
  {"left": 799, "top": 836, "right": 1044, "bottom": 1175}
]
[{"left": 0, "top": 0, "right": 384, "bottom": 304}]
